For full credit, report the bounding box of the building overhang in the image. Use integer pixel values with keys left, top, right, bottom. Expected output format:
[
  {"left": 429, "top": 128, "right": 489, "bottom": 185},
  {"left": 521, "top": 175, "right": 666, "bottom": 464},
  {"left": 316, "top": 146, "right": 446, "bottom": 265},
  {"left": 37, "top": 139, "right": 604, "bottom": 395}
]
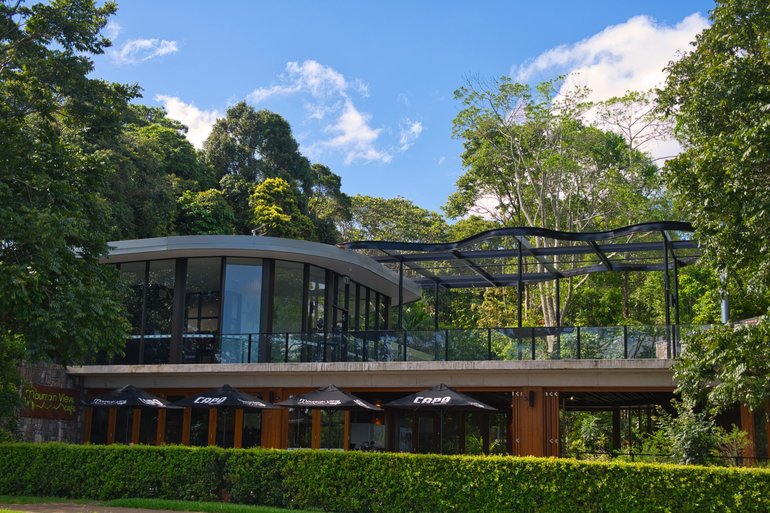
[
  {"left": 103, "top": 235, "right": 421, "bottom": 305},
  {"left": 68, "top": 359, "right": 676, "bottom": 391}
]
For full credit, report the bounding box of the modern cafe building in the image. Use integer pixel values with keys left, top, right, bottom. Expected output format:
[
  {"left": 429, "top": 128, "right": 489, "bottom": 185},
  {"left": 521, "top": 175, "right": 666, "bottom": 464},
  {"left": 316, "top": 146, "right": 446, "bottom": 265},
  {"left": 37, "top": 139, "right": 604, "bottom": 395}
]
[{"left": 48, "top": 223, "right": 767, "bottom": 460}]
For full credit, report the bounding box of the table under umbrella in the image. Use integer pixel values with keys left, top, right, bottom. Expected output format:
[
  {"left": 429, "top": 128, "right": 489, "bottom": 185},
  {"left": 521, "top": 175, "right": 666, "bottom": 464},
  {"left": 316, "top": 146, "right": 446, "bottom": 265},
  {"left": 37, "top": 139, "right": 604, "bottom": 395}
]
[
  {"left": 173, "top": 384, "right": 278, "bottom": 447},
  {"left": 385, "top": 383, "right": 497, "bottom": 453},
  {"left": 83, "top": 385, "right": 177, "bottom": 443}
]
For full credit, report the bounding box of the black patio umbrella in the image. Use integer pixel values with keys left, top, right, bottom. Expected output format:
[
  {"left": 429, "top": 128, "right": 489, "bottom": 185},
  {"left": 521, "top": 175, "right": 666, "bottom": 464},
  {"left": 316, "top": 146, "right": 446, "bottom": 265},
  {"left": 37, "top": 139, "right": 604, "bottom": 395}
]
[
  {"left": 173, "top": 384, "right": 278, "bottom": 409},
  {"left": 385, "top": 384, "right": 497, "bottom": 453},
  {"left": 83, "top": 384, "right": 175, "bottom": 409},
  {"left": 173, "top": 384, "right": 279, "bottom": 446},
  {"left": 276, "top": 384, "right": 383, "bottom": 411},
  {"left": 83, "top": 385, "right": 177, "bottom": 444}
]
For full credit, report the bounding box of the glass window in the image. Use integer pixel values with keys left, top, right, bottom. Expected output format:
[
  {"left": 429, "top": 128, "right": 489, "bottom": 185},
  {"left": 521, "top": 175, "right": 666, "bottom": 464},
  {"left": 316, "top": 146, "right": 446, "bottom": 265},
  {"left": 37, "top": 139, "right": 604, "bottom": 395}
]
[
  {"left": 145, "top": 260, "right": 175, "bottom": 337},
  {"left": 288, "top": 407, "right": 312, "bottom": 448},
  {"left": 139, "top": 407, "right": 159, "bottom": 445},
  {"left": 164, "top": 396, "right": 184, "bottom": 445},
  {"left": 308, "top": 266, "right": 326, "bottom": 333},
  {"left": 368, "top": 290, "right": 377, "bottom": 330},
  {"left": 90, "top": 408, "right": 109, "bottom": 445},
  {"left": 119, "top": 262, "right": 145, "bottom": 334},
  {"left": 189, "top": 409, "right": 210, "bottom": 447},
  {"left": 242, "top": 410, "right": 263, "bottom": 448},
  {"left": 215, "top": 408, "right": 237, "bottom": 448},
  {"left": 272, "top": 261, "right": 304, "bottom": 333},
  {"left": 320, "top": 410, "right": 345, "bottom": 449},
  {"left": 222, "top": 258, "right": 262, "bottom": 363},
  {"left": 184, "top": 258, "right": 222, "bottom": 334}
]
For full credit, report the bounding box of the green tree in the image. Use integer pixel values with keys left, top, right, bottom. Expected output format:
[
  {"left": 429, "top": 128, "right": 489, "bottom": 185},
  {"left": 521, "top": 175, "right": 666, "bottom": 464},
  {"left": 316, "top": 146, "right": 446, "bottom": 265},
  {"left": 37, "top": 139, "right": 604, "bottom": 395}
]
[
  {"left": 307, "top": 164, "right": 351, "bottom": 244},
  {"left": 250, "top": 178, "right": 315, "bottom": 239},
  {"left": 339, "top": 195, "right": 448, "bottom": 242},
  {"left": 659, "top": 0, "right": 770, "bottom": 289},
  {"left": 176, "top": 189, "right": 235, "bottom": 235},
  {"left": 203, "top": 102, "right": 310, "bottom": 186},
  {"left": 0, "top": 0, "right": 132, "bottom": 368},
  {"left": 448, "top": 76, "right": 666, "bottom": 331}
]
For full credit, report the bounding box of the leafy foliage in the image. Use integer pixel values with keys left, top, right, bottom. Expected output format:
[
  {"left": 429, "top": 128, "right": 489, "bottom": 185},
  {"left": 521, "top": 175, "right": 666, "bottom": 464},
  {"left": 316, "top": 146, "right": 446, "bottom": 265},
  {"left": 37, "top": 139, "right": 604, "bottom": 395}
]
[
  {"left": 0, "top": 0, "right": 131, "bottom": 366},
  {"left": 659, "top": 0, "right": 770, "bottom": 289},
  {"left": 339, "top": 194, "right": 448, "bottom": 242},
  {"left": 249, "top": 178, "right": 315, "bottom": 239},
  {"left": 176, "top": 189, "right": 235, "bottom": 235},
  {"left": 2, "top": 444, "right": 770, "bottom": 512}
]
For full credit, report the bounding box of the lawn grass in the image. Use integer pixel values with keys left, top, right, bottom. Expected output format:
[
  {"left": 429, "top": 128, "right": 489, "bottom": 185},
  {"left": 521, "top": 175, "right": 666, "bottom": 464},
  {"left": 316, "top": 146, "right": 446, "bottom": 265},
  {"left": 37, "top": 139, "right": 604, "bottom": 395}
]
[
  {"left": 0, "top": 497, "right": 310, "bottom": 513},
  {"left": 0, "top": 497, "right": 89, "bottom": 505},
  {"left": 103, "top": 499, "right": 314, "bottom": 513}
]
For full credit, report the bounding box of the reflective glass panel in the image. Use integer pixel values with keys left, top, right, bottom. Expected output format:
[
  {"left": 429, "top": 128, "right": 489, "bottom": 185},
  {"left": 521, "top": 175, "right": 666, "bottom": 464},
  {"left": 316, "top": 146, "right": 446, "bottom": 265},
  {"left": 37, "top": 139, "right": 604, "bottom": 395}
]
[
  {"left": 272, "top": 261, "right": 304, "bottom": 333},
  {"left": 145, "top": 260, "right": 175, "bottom": 336},
  {"left": 308, "top": 266, "right": 326, "bottom": 333}
]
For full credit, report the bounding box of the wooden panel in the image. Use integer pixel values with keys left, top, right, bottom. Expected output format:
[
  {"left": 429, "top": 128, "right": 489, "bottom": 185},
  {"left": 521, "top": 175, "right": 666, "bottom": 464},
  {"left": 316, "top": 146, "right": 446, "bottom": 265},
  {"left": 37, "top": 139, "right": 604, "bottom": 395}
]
[
  {"left": 740, "top": 405, "right": 756, "bottom": 466},
  {"left": 156, "top": 409, "right": 166, "bottom": 446},
  {"left": 510, "top": 391, "right": 521, "bottom": 455},
  {"left": 131, "top": 407, "right": 141, "bottom": 445},
  {"left": 107, "top": 408, "right": 117, "bottom": 445},
  {"left": 234, "top": 408, "right": 244, "bottom": 449},
  {"left": 84, "top": 407, "right": 93, "bottom": 444},
  {"left": 311, "top": 410, "right": 321, "bottom": 449},
  {"left": 544, "top": 390, "right": 560, "bottom": 457},
  {"left": 513, "top": 387, "right": 544, "bottom": 457},
  {"left": 207, "top": 408, "right": 217, "bottom": 446},
  {"left": 261, "top": 389, "right": 286, "bottom": 448}
]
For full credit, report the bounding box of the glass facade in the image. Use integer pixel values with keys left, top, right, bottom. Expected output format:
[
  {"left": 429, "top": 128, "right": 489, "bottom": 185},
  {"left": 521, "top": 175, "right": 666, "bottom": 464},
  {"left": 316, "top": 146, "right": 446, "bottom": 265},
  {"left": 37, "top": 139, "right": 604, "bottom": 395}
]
[{"left": 110, "top": 254, "right": 395, "bottom": 365}]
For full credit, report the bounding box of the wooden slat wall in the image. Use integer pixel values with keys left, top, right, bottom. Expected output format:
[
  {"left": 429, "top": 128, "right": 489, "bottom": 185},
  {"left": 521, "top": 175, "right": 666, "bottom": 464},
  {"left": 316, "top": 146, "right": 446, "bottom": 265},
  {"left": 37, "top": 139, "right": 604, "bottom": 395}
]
[{"left": 543, "top": 390, "right": 560, "bottom": 457}]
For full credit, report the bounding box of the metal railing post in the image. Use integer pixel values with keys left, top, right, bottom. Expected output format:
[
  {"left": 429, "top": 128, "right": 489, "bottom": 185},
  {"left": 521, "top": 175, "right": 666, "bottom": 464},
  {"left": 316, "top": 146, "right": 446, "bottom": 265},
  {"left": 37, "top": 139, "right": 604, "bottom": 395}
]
[
  {"left": 531, "top": 328, "right": 536, "bottom": 360},
  {"left": 623, "top": 325, "right": 628, "bottom": 359},
  {"left": 284, "top": 332, "right": 289, "bottom": 363},
  {"left": 577, "top": 326, "right": 582, "bottom": 359},
  {"left": 403, "top": 330, "right": 408, "bottom": 361},
  {"left": 487, "top": 328, "right": 492, "bottom": 360},
  {"left": 444, "top": 329, "right": 449, "bottom": 361},
  {"left": 247, "top": 334, "right": 252, "bottom": 364}
]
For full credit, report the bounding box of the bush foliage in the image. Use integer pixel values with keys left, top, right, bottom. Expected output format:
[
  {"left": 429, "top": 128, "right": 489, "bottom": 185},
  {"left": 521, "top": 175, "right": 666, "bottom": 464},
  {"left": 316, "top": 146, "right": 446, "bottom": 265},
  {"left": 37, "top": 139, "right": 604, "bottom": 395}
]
[{"left": 1, "top": 443, "right": 770, "bottom": 513}]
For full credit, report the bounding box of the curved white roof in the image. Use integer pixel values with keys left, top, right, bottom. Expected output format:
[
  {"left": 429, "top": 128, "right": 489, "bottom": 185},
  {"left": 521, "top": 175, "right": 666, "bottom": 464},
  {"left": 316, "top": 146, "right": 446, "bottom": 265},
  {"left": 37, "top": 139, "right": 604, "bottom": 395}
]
[{"left": 104, "top": 235, "right": 421, "bottom": 305}]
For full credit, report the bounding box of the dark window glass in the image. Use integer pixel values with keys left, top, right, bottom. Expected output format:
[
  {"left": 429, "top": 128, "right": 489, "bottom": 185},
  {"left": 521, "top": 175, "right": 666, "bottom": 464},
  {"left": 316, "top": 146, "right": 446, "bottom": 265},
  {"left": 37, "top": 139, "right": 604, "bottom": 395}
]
[
  {"left": 90, "top": 408, "right": 109, "bottom": 445},
  {"left": 215, "top": 407, "right": 237, "bottom": 448},
  {"left": 139, "top": 407, "right": 159, "bottom": 445},
  {"left": 164, "top": 397, "right": 184, "bottom": 445},
  {"left": 308, "top": 266, "right": 326, "bottom": 333},
  {"left": 114, "top": 408, "right": 134, "bottom": 444},
  {"left": 189, "top": 409, "right": 210, "bottom": 447},
  {"left": 184, "top": 258, "right": 221, "bottom": 334},
  {"left": 145, "top": 260, "right": 175, "bottom": 337},
  {"left": 272, "top": 261, "right": 304, "bottom": 333},
  {"left": 288, "top": 407, "right": 312, "bottom": 448},
  {"left": 120, "top": 262, "right": 145, "bottom": 334},
  {"left": 320, "top": 410, "right": 345, "bottom": 449},
  {"left": 242, "top": 410, "right": 262, "bottom": 448}
]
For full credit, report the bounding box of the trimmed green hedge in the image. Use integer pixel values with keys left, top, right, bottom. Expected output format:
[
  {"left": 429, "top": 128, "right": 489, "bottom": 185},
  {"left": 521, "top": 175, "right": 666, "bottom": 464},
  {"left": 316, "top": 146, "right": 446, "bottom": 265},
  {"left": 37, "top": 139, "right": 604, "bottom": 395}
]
[{"left": 1, "top": 443, "right": 769, "bottom": 512}]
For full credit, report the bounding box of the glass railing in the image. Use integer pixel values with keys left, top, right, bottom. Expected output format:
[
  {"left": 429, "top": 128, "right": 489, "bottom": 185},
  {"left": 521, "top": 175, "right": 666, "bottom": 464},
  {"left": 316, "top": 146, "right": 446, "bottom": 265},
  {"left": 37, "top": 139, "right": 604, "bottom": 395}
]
[{"left": 96, "top": 325, "right": 711, "bottom": 366}]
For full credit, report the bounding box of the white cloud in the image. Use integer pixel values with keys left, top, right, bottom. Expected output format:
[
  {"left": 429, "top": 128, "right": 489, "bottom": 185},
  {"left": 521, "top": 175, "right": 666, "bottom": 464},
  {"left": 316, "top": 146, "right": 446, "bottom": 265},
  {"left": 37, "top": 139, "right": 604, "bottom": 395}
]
[
  {"left": 248, "top": 60, "right": 350, "bottom": 103},
  {"left": 249, "top": 60, "right": 395, "bottom": 165},
  {"left": 399, "top": 119, "right": 423, "bottom": 151},
  {"left": 110, "top": 38, "right": 179, "bottom": 65},
  {"left": 316, "top": 100, "right": 392, "bottom": 164},
  {"left": 105, "top": 21, "right": 121, "bottom": 42},
  {"left": 437, "top": 156, "right": 446, "bottom": 166},
  {"left": 154, "top": 95, "right": 221, "bottom": 149},
  {"left": 512, "top": 13, "right": 708, "bottom": 162}
]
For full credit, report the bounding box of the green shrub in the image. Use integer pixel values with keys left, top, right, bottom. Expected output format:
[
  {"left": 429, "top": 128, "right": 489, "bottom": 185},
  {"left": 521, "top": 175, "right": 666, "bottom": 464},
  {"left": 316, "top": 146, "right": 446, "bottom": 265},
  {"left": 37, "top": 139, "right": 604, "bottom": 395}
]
[{"left": 1, "top": 443, "right": 770, "bottom": 512}]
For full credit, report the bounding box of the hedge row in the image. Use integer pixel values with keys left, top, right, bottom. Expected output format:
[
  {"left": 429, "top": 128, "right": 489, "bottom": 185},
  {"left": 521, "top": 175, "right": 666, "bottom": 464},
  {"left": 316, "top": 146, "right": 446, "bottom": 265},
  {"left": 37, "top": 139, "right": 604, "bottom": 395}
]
[{"left": 1, "top": 443, "right": 769, "bottom": 513}]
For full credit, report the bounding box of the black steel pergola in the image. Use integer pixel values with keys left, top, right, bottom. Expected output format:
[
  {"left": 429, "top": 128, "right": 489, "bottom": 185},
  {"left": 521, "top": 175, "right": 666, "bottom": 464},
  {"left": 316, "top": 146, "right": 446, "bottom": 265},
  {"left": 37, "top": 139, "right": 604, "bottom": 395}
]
[{"left": 338, "top": 221, "right": 700, "bottom": 353}]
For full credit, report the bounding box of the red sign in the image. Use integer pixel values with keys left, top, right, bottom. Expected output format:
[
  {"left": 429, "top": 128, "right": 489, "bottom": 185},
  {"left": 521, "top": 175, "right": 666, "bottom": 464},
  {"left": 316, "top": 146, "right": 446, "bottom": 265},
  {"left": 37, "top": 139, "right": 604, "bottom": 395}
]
[{"left": 21, "top": 384, "right": 78, "bottom": 420}]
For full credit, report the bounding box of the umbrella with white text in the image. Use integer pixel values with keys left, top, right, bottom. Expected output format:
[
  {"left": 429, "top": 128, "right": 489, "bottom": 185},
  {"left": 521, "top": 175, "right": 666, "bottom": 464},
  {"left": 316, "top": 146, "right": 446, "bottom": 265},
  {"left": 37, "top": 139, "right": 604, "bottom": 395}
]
[
  {"left": 385, "top": 384, "right": 496, "bottom": 453},
  {"left": 173, "top": 384, "right": 278, "bottom": 447},
  {"left": 276, "top": 384, "right": 382, "bottom": 411}
]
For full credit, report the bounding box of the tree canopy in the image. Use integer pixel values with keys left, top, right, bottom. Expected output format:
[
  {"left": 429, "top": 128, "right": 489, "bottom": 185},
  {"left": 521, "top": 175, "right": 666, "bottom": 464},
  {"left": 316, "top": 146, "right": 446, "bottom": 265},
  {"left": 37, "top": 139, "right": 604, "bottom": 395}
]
[{"left": 659, "top": 0, "right": 770, "bottom": 288}]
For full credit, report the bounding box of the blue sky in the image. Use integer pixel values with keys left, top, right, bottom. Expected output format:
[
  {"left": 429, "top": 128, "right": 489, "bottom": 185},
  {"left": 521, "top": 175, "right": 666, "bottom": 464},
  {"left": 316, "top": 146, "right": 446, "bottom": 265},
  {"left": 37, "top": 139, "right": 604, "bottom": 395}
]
[{"left": 91, "top": 1, "right": 714, "bottom": 215}]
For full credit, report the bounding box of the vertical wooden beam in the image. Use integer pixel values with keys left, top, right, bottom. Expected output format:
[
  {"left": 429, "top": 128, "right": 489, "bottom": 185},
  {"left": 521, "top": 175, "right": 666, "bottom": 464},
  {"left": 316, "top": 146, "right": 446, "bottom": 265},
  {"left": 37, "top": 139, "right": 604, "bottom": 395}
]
[
  {"left": 510, "top": 392, "right": 520, "bottom": 456},
  {"left": 131, "top": 407, "right": 141, "bottom": 444},
  {"left": 181, "top": 407, "right": 191, "bottom": 445},
  {"left": 544, "top": 391, "right": 560, "bottom": 457},
  {"left": 107, "top": 408, "right": 117, "bottom": 444},
  {"left": 83, "top": 407, "right": 93, "bottom": 444},
  {"left": 481, "top": 413, "right": 490, "bottom": 455},
  {"left": 311, "top": 410, "right": 321, "bottom": 449},
  {"left": 207, "top": 408, "right": 217, "bottom": 446},
  {"left": 343, "top": 411, "right": 350, "bottom": 451},
  {"left": 156, "top": 409, "right": 166, "bottom": 445},
  {"left": 234, "top": 408, "right": 244, "bottom": 449}
]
